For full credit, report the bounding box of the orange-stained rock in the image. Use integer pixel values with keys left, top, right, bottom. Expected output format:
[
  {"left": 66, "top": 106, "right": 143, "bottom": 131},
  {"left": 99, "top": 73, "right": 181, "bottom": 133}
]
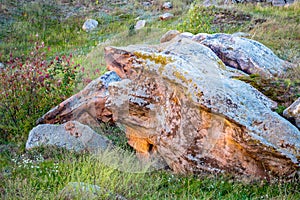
[
  {"left": 37, "top": 34, "right": 300, "bottom": 180},
  {"left": 104, "top": 37, "right": 300, "bottom": 179}
]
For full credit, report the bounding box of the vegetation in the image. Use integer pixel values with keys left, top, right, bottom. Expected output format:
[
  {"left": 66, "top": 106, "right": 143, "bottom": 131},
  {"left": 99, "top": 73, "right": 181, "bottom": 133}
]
[
  {"left": 0, "top": 0, "right": 299, "bottom": 199},
  {"left": 0, "top": 39, "right": 78, "bottom": 144},
  {"left": 1, "top": 145, "right": 299, "bottom": 199}
]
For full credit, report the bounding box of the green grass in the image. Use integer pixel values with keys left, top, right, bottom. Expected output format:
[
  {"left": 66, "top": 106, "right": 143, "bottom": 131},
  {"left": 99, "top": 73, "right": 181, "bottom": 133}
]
[
  {"left": 1, "top": 1, "right": 300, "bottom": 199},
  {"left": 1, "top": 146, "right": 299, "bottom": 199}
]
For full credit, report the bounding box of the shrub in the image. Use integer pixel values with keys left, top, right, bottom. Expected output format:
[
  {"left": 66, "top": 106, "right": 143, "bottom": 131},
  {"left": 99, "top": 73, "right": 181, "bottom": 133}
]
[
  {"left": 177, "top": 4, "right": 217, "bottom": 34},
  {"left": 0, "top": 40, "right": 79, "bottom": 143}
]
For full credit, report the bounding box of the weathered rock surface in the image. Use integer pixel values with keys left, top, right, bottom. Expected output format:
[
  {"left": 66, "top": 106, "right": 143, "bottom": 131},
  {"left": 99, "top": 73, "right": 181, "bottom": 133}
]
[
  {"left": 82, "top": 19, "right": 98, "bottom": 32},
  {"left": 104, "top": 37, "right": 299, "bottom": 179},
  {"left": 284, "top": 98, "right": 300, "bottom": 129},
  {"left": 37, "top": 34, "right": 300, "bottom": 179},
  {"left": 191, "top": 33, "right": 294, "bottom": 78},
  {"left": 26, "top": 121, "right": 112, "bottom": 153}
]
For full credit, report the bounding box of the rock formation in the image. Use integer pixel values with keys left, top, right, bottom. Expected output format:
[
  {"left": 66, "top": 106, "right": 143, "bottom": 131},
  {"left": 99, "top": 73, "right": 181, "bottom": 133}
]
[{"left": 36, "top": 33, "right": 300, "bottom": 179}]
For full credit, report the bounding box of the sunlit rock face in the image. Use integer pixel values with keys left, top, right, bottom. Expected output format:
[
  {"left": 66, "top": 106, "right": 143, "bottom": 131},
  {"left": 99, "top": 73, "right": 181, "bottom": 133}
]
[
  {"left": 37, "top": 34, "right": 300, "bottom": 180},
  {"left": 104, "top": 37, "right": 299, "bottom": 179}
]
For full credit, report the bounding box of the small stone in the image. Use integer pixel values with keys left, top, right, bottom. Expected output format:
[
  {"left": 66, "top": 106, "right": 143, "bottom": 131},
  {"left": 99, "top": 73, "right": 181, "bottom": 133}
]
[
  {"left": 159, "top": 13, "right": 174, "bottom": 20},
  {"left": 135, "top": 20, "right": 146, "bottom": 30},
  {"left": 82, "top": 19, "right": 98, "bottom": 32},
  {"left": 162, "top": 2, "right": 173, "bottom": 10}
]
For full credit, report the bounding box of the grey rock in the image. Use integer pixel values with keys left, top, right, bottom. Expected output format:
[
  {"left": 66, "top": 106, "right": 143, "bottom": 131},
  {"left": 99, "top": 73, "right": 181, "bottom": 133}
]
[
  {"left": 135, "top": 20, "right": 146, "bottom": 30},
  {"left": 59, "top": 182, "right": 127, "bottom": 200},
  {"left": 26, "top": 121, "right": 112, "bottom": 153},
  {"left": 82, "top": 19, "right": 98, "bottom": 32},
  {"left": 283, "top": 98, "right": 300, "bottom": 129},
  {"left": 162, "top": 2, "right": 173, "bottom": 9},
  {"left": 192, "top": 33, "right": 294, "bottom": 78},
  {"left": 159, "top": 13, "right": 174, "bottom": 20}
]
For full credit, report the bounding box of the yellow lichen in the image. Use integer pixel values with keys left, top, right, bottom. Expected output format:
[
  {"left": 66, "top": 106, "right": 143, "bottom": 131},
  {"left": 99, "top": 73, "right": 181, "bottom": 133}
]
[
  {"left": 217, "top": 59, "right": 226, "bottom": 70},
  {"left": 134, "top": 51, "right": 173, "bottom": 66},
  {"left": 173, "top": 71, "right": 192, "bottom": 85}
]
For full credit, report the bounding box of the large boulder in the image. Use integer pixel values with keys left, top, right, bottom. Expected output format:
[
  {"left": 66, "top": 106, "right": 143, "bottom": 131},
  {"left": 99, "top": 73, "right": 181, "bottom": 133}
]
[
  {"left": 37, "top": 34, "right": 300, "bottom": 179},
  {"left": 283, "top": 98, "right": 300, "bottom": 129},
  {"left": 26, "top": 121, "right": 112, "bottom": 153},
  {"left": 103, "top": 37, "right": 299, "bottom": 179}
]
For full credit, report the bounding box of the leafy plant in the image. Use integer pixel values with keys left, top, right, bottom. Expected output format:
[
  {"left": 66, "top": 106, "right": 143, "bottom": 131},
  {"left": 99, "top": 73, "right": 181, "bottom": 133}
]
[{"left": 0, "top": 40, "right": 79, "bottom": 143}]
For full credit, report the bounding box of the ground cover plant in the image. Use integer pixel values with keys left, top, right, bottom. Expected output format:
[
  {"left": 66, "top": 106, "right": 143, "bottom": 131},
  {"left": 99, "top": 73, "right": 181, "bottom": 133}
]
[{"left": 0, "top": 0, "right": 300, "bottom": 199}]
